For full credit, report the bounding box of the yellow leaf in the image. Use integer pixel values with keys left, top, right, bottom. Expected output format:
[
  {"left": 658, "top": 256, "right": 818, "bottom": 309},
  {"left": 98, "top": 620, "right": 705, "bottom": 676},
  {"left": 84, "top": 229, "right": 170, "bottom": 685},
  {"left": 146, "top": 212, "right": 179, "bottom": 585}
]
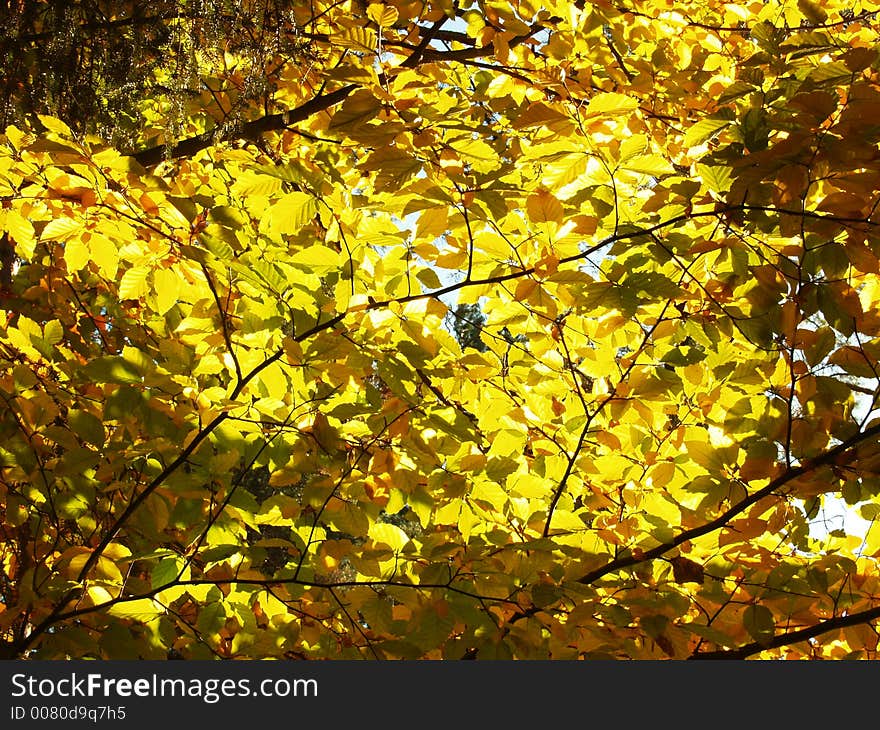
[
  {"left": 585, "top": 92, "right": 638, "bottom": 117},
  {"left": 152, "top": 267, "right": 182, "bottom": 315},
  {"left": 16, "top": 315, "right": 41, "bottom": 340},
  {"left": 369, "top": 522, "right": 410, "bottom": 551},
  {"left": 264, "top": 192, "right": 317, "bottom": 236},
  {"left": 620, "top": 154, "right": 674, "bottom": 177},
  {"left": 231, "top": 173, "right": 282, "bottom": 198},
  {"left": 88, "top": 234, "right": 119, "bottom": 279},
  {"left": 487, "top": 429, "right": 525, "bottom": 457},
  {"left": 41, "top": 217, "right": 80, "bottom": 242},
  {"left": 526, "top": 189, "right": 564, "bottom": 224},
  {"left": 683, "top": 118, "right": 730, "bottom": 148},
  {"left": 289, "top": 245, "right": 340, "bottom": 275},
  {"left": 329, "top": 90, "right": 383, "bottom": 131},
  {"left": 649, "top": 461, "right": 676, "bottom": 488},
  {"left": 37, "top": 115, "right": 73, "bottom": 137},
  {"left": 417, "top": 207, "right": 449, "bottom": 241},
  {"left": 118, "top": 266, "right": 150, "bottom": 300},
  {"left": 618, "top": 134, "right": 648, "bottom": 164},
  {"left": 334, "top": 26, "right": 377, "bottom": 53},
  {"left": 103, "top": 542, "right": 132, "bottom": 561},
  {"left": 5, "top": 210, "right": 36, "bottom": 258},
  {"left": 84, "top": 585, "right": 116, "bottom": 607},
  {"left": 546, "top": 510, "right": 587, "bottom": 532},
  {"left": 108, "top": 598, "right": 164, "bottom": 622},
  {"left": 471, "top": 480, "right": 509, "bottom": 510},
  {"left": 367, "top": 3, "right": 399, "bottom": 27},
  {"left": 64, "top": 238, "right": 89, "bottom": 272},
  {"left": 4, "top": 125, "right": 35, "bottom": 150},
  {"left": 696, "top": 163, "right": 732, "bottom": 194}
]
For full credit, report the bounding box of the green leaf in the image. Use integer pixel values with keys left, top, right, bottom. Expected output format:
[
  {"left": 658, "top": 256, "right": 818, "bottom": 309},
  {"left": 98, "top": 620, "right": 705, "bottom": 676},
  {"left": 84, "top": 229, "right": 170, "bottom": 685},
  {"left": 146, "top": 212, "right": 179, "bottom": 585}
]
[
  {"left": 685, "top": 623, "right": 736, "bottom": 648},
  {"left": 743, "top": 604, "right": 775, "bottom": 644},
  {"left": 407, "top": 612, "right": 454, "bottom": 651},
  {"left": 151, "top": 558, "right": 182, "bottom": 590},
  {"left": 81, "top": 357, "right": 143, "bottom": 384},
  {"left": 717, "top": 80, "right": 755, "bottom": 104},
  {"left": 43, "top": 319, "right": 63, "bottom": 345},
  {"left": 108, "top": 598, "right": 164, "bottom": 622},
  {"left": 68, "top": 409, "right": 105, "bottom": 447},
  {"left": 805, "top": 326, "right": 836, "bottom": 366},
  {"left": 196, "top": 602, "right": 227, "bottom": 635},
  {"left": 808, "top": 61, "right": 851, "bottom": 83},
  {"left": 696, "top": 163, "right": 732, "bottom": 194},
  {"left": 416, "top": 268, "right": 442, "bottom": 290},
  {"left": 683, "top": 119, "right": 731, "bottom": 148}
]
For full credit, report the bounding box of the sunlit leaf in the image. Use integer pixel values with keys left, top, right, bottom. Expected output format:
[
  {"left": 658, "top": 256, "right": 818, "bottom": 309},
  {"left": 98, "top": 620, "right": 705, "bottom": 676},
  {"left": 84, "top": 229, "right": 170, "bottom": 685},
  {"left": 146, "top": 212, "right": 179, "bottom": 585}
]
[
  {"left": 118, "top": 266, "right": 151, "bottom": 300},
  {"left": 4, "top": 0, "right": 880, "bottom": 664}
]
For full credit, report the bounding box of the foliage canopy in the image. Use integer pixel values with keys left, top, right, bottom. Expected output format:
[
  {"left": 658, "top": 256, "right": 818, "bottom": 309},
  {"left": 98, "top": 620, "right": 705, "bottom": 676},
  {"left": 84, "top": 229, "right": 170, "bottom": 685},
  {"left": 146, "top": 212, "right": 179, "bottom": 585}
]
[{"left": 4, "top": 0, "right": 880, "bottom": 659}]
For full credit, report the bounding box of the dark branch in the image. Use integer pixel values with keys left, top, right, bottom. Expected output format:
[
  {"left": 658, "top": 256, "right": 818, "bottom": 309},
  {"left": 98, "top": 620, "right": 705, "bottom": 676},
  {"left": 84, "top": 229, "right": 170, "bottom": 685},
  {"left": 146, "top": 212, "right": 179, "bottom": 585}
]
[
  {"left": 576, "top": 421, "right": 880, "bottom": 585},
  {"left": 400, "top": 15, "right": 450, "bottom": 68},
  {"left": 131, "top": 85, "right": 357, "bottom": 166},
  {"left": 691, "top": 604, "right": 880, "bottom": 659}
]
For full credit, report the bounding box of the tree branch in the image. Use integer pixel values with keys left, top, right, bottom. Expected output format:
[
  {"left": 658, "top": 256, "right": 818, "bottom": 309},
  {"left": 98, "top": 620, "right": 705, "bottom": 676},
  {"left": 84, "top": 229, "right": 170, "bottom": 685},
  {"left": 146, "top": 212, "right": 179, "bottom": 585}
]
[
  {"left": 128, "top": 19, "right": 544, "bottom": 167},
  {"left": 576, "top": 421, "right": 880, "bottom": 586},
  {"left": 400, "top": 14, "right": 450, "bottom": 69},
  {"left": 131, "top": 84, "right": 358, "bottom": 167},
  {"left": 690, "top": 604, "right": 880, "bottom": 659},
  {"left": 8, "top": 309, "right": 348, "bottom": 656}
]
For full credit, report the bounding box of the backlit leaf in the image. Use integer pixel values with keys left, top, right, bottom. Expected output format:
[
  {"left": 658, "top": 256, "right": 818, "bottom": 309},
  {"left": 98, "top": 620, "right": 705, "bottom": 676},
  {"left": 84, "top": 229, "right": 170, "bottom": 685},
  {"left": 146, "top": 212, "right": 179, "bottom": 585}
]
[
  {"left": 68, "top": 409, "right": 105, "bottom": 447},
  {"left": 367, "top": 3, "right": 398, "bottom": 27},
  {"left": 41, "top": 218, "right": 80, "bottom": 241},
  {"left": 265, "top": 192, "right": 317, "bottom": 236},
  {"left": 683, "top": 118, "right": 731, "bottom": 148},
  {"left": 621, "top": 154, "right": 674, "bottom": 177},
  {"left": 526, "top": 190, "right": 564, "bottom": 224},
  {"left": 743, "top": 605, "right": 775, "bottom": 644},
  {"left": 5, "top": 0, "right": 880, "bottom": 665},
  {"left": 118, "top": 266, "right": 150, "bottom": 300},
  {"left": 585, "top": 92, "right": 638, "bottom": 116},
  {"left": 108, "top": 599, "right": 164, "bottom": 622},
  {"left": 289, "top": 245, "right": 340, "bottom": 274},
  {"left": 333, "top": 26, "right": 377, "bottom": 53}
]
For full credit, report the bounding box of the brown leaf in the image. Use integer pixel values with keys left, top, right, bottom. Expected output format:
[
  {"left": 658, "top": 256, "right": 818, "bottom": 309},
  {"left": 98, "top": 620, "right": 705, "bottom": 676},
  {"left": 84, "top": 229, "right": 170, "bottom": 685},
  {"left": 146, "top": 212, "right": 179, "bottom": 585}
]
[{"left": 671, "top": 556, "right": 705, "bottom": 585}]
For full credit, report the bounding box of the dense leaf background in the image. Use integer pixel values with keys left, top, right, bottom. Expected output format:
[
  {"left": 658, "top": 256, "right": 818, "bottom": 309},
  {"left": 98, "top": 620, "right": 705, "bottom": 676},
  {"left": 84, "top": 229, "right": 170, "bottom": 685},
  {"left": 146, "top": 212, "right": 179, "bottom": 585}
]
[{"left": 3, "top": 0, "right": 880, "bottom": 659}]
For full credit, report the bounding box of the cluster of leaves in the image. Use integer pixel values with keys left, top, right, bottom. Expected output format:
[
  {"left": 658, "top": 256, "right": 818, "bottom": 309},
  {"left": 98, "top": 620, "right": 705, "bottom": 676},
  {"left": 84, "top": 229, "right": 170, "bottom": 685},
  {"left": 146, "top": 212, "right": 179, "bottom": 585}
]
[
  {"left": 0, "top": 0, "right": 311, "bottom": 150},
  {"left": 3, "top": 0, "right": 880, "bottom": 659}
]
